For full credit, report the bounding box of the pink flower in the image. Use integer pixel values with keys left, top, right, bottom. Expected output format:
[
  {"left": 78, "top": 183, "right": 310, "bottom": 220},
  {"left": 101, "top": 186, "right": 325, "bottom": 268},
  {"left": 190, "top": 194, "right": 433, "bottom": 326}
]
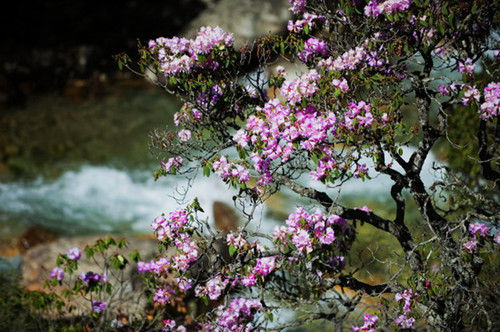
[
  {"left": 480, "top": 82, "right": 500, "bottom": 120},
  {"left": 359, "top": 205, "right": 372, "bottom": 213},
  {"left": 241, "top": 274, "right": 257, "bottom": 287},
  {"left": 91, "top": 300, "right": 107, "bottom": 313},
  {"left": 162, "top": 157, "right": 183, "bottom": 173},
  {"left": 469, "top": 223, "right": 491, "bottom": 237},
  {"left": 332, "top": 78, "right": 349, "bottom": 92},
  {"left": 154, "top": 287, "right": 175, "bottom": 304},
  {"left": 395, "top": 314, "right": 415, "bottom": 328},
  {"left": 319, "top": 227, "right": 336, "bottom": 245},
  {"left": 178, "top": 129, "right": 192, "bottom": 142},
  {"left": 352, "top": 314, "right": 379, "bottom": 331},
  {"left": 254, "top": 256, "right": 277, "bottom": 276},
  {"left": 463, "top": 238, "right": 478, "bottom": 253},
  {"left": 49, "top": 267, "right": 64, "bottom": 281},
  {"left": 227, "top": 232, "right": 248, "bottom": 249},
  {"left": 292, "top": 229, "right": 313, "bottom": 254},
  {"left": 458, "top": 58, "right": 475, "bottom": 75},
  {"left": 66, "top": 247, "right": 81, "bottom": 261}
]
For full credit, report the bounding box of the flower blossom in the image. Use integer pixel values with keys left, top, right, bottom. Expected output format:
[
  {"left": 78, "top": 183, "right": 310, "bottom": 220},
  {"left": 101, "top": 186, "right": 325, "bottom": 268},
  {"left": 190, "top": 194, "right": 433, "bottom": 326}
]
[
  {"left": 469, "top": 222, "right": 491, "bottom": 237},
  {"left": 215, "top": 298, "right": 262, "bottom": 331},
  {"left": 298, "top": 38, "right": 329, "bottom": 62},
  {"left": 162, "top": 157, "right": 183, "bottom": 173},
  {"left": 66, "top": 247, "right": 81, "bottom": 261},
  {"left": 91, "top": 300, "right": 107, "bottom": 313},
  {"left": 365, "top": 0, "right": 412, "bottom": 18},
  {"left": 50, "top": 267, "right": 64, "bottom": 281},
  {"left": 480, "top": 82, "right": 500, "bottom": 120},
  {"left": 289, "top": 0, "right": 306, "bottom": 14},
  {"left": 178, "top": 129, "right": 191, "bottom": 142},
  {"left": 458, "top": 58, "right": 475, "bottom": 75},
  {"left": 352, "top": 314, "right": 379, "bottom": 331}
]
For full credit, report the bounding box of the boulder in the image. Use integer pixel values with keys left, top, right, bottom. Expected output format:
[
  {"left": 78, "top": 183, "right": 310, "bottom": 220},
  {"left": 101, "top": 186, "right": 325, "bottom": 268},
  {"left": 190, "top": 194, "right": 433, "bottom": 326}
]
[{"left": 183, "top": 0, "right": 290, "bottom": 47}]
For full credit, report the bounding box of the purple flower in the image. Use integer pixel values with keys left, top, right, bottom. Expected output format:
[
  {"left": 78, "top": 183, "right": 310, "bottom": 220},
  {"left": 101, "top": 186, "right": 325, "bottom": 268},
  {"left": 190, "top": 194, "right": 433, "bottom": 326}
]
[
  {"left": 292, "top": 229, "right": 313, "bottom": 254},
  {"left": 332, "top": 78, "right": 349, "bottom": 92},
  {"left": 469, "top": 222, "right": 491, "bottom": 237},
  {"left": 80, "top": 271, "right": 107, "bottom": 285},
  {"left": 288, "top": 0, "right": 306, "bottom": 14},
  {"left": 298, "top": 38, "right": 329, "bottom": 62},
  {"left": 352, "top": 314, "right": 379, "bottom": 331},
  {"left": 241, "top": 274, "right": 257, "bottom": 287},
  {"left": 215, "top": 298, "right": 262, "bottom": 331},
  {"left": 162, "top": 157, "right": 183, "bottom": 173},
  {"left": 395, "top": 314, "right": 415, "bottom": 328},
  {"left": 319, "top": 227, "right": 336, "bottom": 245},
  {"left": 463, "top": 238, "right": 478, "bottom": 253},
  {"left": 66, "top": 247, "right": 81, "bottom": 261},
  {"left": 154, "top": 287, "right": 175, "bottom": 304},
  {"left": 480, "top": 82, "right": 500, "bottom": 120},
  {"left": 458, "top": 58, "right": 475, "bottom": 75},
  {"left": 91, "top": 300, "right": 107, "bottom": 313},
  {"left": 49, "top": 267, "right": 64, "bottom": 281},
  {"left": 178, "top": 129, "right": 192, "bottom": 142},
  {"left": 254, "top": 256, "right": 277, "bottom": 276}
]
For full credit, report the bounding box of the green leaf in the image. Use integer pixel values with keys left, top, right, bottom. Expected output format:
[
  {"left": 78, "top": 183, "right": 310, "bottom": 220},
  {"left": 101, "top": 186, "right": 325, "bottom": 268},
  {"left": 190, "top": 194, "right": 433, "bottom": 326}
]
[
  {"left": 203, "top": 165, "right": 211, "bottom": 177},
  {"left": 229, "top": 244, "right": 237, "bottom": 257},
  {"left": 129, "top": 250, "right": 141, "bottom": 262}
]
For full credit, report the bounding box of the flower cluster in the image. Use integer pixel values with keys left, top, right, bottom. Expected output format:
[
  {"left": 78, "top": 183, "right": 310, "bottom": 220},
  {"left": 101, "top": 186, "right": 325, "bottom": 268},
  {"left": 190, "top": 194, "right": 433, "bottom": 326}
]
[
  {"left": 273, "top": 207, "right": 351, "bottom": 258},
  {"left": 234, "top": 97, "right": 342, "bottom": 183},
  {"left": 240, "top": 256, "right": 277, "bottom": 287},
  {"left": 439, "top": 81, "right": 499, "bottom": 120},
  {"left": 394, "top": 289, "right": 418, "bottom": 328},
  {"left": 463, "top": 222, "right": 496, "bottom": 253},
  {"left": 298, "top": 37, "right": 329, "bottom": 63},
  {"left": 139, "top": 209, "right": 200, "bottom": 305},
  {"left": 287, "top": 13, "right": 326, "bottom": 33},
  {"left": 50, "top": 267, "right": 64, "bottom": 281},
  {"left": 66, "top": 247, "right": 82, "bottom": 261},
  {"left": 352, "top": 314, "right": 379, "bottom": 332},
  {"left": 178, "top": 129, "right": 191, "bottom": 142},
  {"left": 80, "top": 271, "right": 107, "bottom": 285},
  {"left": 215, "top": 297, "right": 262, "bottom": 332},
  {"left": 154, "top": 286, "right": 176, "bottom": 304},
  {"left": 163, "top": 319, "right": 187, "bottom": 332},
  {"left": 364, "top": 0, "right": 412, "bottom": 18},
  {"left": 332, "top": 77, "right": 349, "bottom": 93},
  {"left": 226, "top": 232, "right": 248, "bottom": 249},
  {"left": 149, "top": 26, "right": 233, "bottom": 76},
  {"left": 344, "top": 101, "right": 374, "bottom": 130},
  {"left": 458, "top": 58, "right": 475, "bottom": 76},
  {"left": 212, "top": 156, "right": 250, "bottom": 183},
  {"left": 162, "top": 157, "right": 183, "bottom": 173},
  {"left": 151, "top": 209, "right": 189, "bottom": 242},
  {"left": 318, "top": 46, "right": 367, "bottom": 72},
  {"left": 280, "top": 69, "right": 320, "bottom": 105},
  {"left": 480, "top": 82, "right": 500, "bottom": 120},
  {"left": 195, "top": 275, "right": 230, "bottom": 301},
  {"left": 91, "top": 300, "right": 107, "bottom": 313},
  {"left": 289, "top": 0, "right": 306, "bottom": 14}
]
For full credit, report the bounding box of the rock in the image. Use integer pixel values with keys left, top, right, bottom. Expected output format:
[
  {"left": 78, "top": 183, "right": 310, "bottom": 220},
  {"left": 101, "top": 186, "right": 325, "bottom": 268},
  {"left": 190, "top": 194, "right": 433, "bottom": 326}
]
[
  {"left": 183, "top": 0, "right": 290, "bottom": 47},
  {"left": 17, "top": 225, "right": 58, "bottom": 252},
  {"left": 213, "top": 201, "right": 239, "bottom": 234},
  {"left": 21, "top": 235, "right": 160, "bottom": 318},
  {"left": 0, "top": 226, "right": 58, "bottom": 258}
]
